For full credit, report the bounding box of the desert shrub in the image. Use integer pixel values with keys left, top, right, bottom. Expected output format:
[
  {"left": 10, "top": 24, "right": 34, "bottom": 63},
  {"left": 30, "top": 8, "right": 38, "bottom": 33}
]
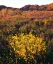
[
  {"left": 9, "top": 33, "right": 47, "bottom": 64},
  {"left": 43, "top": 18, "right": 53, "bottom": 25},
  {"left": 46, "top": 41, "right": 53, "bottom": 64},
  {"left": 0, "top": 34, "right": 15, "bottom": 64},
  {"left": 19, "top": 26, "right": 27, "bottom": 33},
  {"left": 34, "top": 19, "right": 39, "bottom": 25}
]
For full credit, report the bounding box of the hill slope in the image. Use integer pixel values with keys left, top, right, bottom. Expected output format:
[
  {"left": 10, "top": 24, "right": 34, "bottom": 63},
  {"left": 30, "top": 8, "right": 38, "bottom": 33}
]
[
  {"left": 20, "top": 3, "right": 53, "bottom": 11},
  {"left": 0, "top": 3, "right": 53, "bottom": 20}
]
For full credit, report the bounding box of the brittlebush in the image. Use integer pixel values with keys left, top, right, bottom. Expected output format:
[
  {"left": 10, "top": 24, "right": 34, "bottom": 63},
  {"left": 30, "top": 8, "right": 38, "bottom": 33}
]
[{"left": 9, "top": 33, "right": 47, "bottom": 61}]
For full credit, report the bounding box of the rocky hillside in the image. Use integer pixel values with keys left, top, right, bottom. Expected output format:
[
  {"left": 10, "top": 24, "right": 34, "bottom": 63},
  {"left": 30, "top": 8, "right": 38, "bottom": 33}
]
[
  {"left": 0, "top": 3, "right": 53, "bottom": 20},
  {"left": 20, "top": 3, "right": 53, "bottom": 11}
]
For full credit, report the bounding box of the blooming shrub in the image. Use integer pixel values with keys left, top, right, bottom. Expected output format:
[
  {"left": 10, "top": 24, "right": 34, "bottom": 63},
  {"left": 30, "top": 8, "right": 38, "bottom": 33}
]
[{"left": 9, "top": 33, "right": 47, "bottom": 63}]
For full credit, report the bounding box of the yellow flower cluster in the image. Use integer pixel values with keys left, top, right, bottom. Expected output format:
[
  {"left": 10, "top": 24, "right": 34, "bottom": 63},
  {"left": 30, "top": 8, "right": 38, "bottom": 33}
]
[{"left": 9, "top": 33, "right": 47, "bottom": 60}]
